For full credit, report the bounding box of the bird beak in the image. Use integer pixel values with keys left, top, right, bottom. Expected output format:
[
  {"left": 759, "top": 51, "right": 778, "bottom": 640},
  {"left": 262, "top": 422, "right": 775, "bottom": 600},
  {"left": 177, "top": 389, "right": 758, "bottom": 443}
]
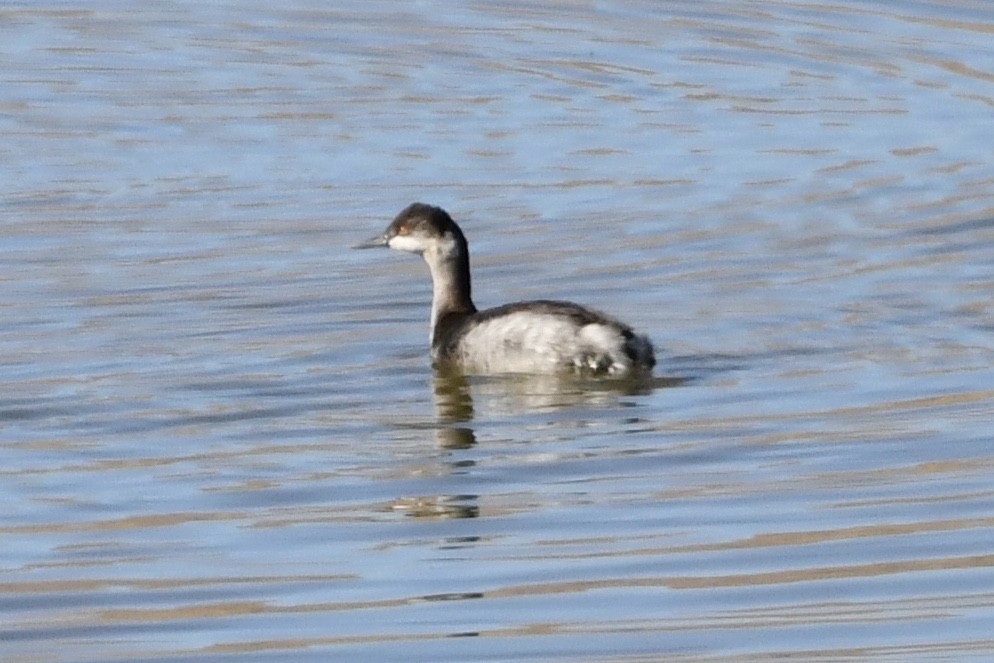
[{"left": 353, "top": 232, "right": 390, "bottom": 249}]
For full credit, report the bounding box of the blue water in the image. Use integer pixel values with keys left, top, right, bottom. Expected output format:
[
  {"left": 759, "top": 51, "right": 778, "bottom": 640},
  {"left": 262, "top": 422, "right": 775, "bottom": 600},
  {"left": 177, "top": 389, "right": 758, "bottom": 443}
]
[{"left": 3, "top": 1, "right": 994, "bottom": 662}]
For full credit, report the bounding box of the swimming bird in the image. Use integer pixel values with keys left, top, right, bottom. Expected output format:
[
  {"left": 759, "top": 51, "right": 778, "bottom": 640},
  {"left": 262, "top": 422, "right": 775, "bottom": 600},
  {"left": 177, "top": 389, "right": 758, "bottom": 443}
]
[{"left": 355, "top": 203, "right": 655, "bottom": 375}]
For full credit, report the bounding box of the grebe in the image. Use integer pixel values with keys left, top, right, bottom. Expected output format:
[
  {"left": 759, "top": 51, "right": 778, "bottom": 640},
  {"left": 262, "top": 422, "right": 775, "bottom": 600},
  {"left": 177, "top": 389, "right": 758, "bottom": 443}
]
[{"left": 355, "top": 203, "right": 655, "bottom": 375}]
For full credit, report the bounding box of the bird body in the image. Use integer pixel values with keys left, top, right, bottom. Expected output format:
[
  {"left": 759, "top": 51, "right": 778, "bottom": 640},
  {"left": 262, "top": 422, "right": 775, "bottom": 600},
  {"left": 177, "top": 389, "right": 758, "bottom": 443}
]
[{"left": 356, "top": 203, "right": 655, "bottom": 376}]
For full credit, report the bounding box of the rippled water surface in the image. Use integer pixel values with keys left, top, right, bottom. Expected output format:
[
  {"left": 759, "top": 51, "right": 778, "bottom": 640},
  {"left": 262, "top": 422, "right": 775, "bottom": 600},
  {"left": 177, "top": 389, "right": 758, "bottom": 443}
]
[{"left": 4, "top": 1, "right": 994, "bottom": 661}]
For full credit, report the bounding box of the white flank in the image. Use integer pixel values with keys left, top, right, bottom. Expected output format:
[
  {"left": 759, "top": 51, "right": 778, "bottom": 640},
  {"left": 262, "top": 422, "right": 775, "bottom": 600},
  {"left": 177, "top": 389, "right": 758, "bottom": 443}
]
[{"left": 449, "top": 312, "right": 633, "bottom": 374}]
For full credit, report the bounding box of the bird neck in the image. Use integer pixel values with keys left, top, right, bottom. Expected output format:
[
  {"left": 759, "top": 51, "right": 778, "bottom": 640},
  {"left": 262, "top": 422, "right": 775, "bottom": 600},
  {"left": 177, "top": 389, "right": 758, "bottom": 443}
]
[{"left": 425, "top": 240, "right": 476, "bottom": 345}]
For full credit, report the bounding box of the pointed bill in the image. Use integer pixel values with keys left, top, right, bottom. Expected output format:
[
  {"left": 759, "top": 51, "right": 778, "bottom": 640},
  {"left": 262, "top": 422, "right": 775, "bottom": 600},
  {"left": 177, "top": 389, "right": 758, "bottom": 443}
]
[{"left": 353, "top": 233, "right": 390, "bottom": 249}]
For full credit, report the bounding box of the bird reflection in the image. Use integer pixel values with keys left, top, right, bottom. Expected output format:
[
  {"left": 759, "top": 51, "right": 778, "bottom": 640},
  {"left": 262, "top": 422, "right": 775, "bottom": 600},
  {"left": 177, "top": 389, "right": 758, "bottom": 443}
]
[
  {"left": 432, "top": 368, "right": 476, "bottom": 449},
  {"left": 431, "top": 366, "right": 686, "bottom": 436},
  {"left": 390, "top": 494, "right": 480, "bottom": 519},
  {"left": 392, "top": 369, "right": 686, "bottom": 521}
]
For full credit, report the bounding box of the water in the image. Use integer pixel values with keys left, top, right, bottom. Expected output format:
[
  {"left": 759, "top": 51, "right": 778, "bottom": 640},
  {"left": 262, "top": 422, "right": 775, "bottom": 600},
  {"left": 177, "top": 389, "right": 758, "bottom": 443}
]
[{"left": 3, "top": 1, "right": 994, "bottom": 661}]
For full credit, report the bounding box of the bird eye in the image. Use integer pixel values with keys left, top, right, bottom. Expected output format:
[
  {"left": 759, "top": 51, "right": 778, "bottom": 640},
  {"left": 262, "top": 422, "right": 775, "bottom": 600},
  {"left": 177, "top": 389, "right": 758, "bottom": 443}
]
[{"left": 397, "top": 225, "right": 409, "bottom": 236}]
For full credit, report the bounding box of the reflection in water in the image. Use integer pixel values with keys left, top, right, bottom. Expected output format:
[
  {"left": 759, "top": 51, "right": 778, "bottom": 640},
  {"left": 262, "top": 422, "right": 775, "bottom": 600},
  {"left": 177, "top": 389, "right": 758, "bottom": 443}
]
[
  {"left": 389, "top": 495, "right": 480, "bottom": 519},
  {"left": 432, "top": 366, "right": 687, "bottom": 426},
  {"left": 419, "top": 369, "right": 688, "bottom": 524},
  {"left": 431, "top": 366, "right": 688, "bottom": 450},
  {"left": 435, "top": 427, "right": 476, "bottom": 449},
  {"left": 431, "top": 370, "right": 477, "bottom": 448},
  {"left": 432, "top": 369, "right": 475, "bottom": 424}
]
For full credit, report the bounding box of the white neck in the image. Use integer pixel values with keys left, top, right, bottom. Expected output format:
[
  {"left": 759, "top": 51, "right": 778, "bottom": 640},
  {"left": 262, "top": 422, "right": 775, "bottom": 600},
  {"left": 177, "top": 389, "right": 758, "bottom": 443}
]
[
  {"left": 421, "top": 235, "right": 474, "bottom": 344},
  {"left": 426, "top": 250, "right": 459, "bottom": 344}
]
